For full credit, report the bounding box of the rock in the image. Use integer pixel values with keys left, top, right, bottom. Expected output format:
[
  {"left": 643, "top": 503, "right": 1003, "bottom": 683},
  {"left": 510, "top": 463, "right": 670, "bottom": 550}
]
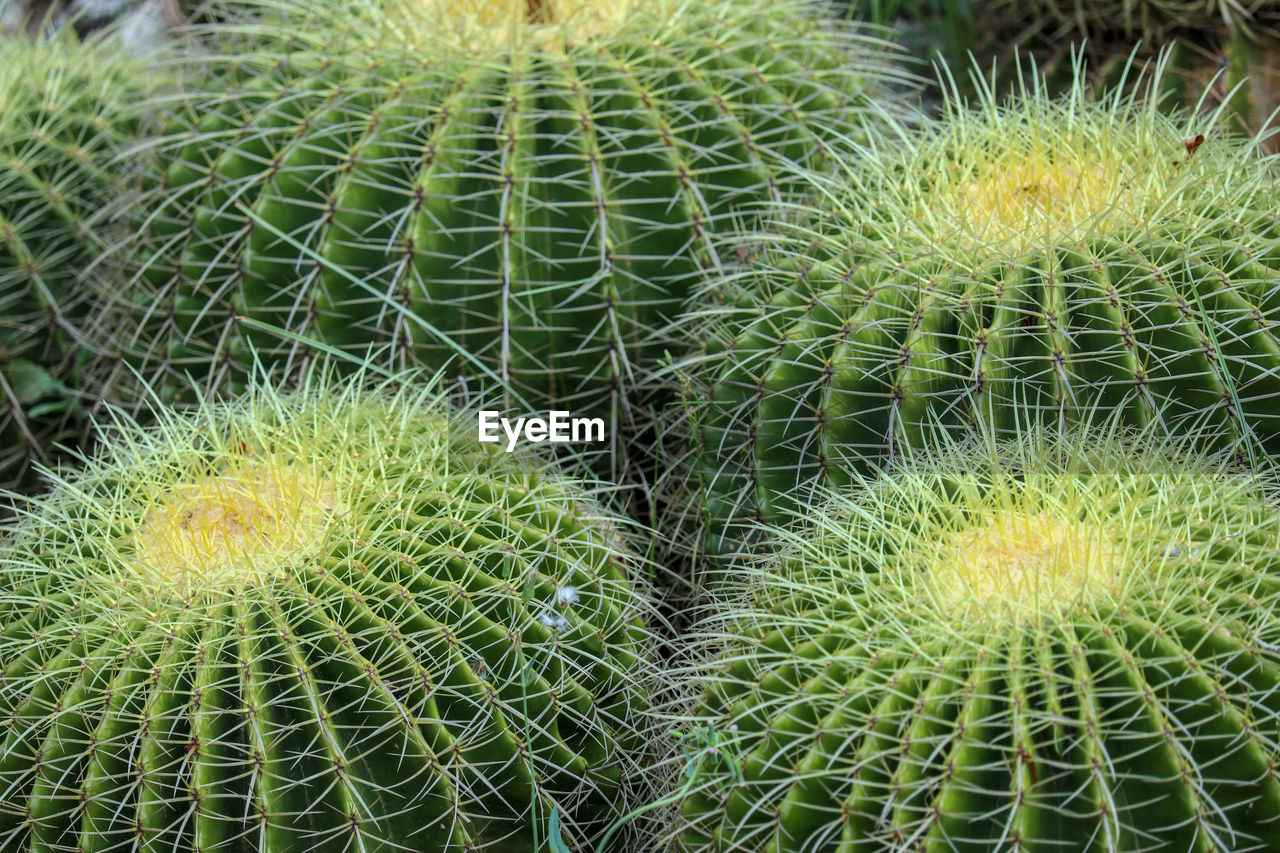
[{"left": 0, "top": 0, "right": 183, "bottom": 53}]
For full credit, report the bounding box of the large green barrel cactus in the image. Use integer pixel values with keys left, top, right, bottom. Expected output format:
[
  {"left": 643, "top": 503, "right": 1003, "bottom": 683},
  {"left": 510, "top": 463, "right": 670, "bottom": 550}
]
[
  {"left": 0, "top": 373, "right": 656, "bottom": 851},
  {"left": 677, "top": 70, "right": 1280, "bottom": 559},
  {"left": 89, "top": 0, "right": 903, "bottom": 463},
  {"left": 674, "top": 429, "right": 1280, "bottom": 852},
  {"left": 0, "top": 29, "right": 148, "bottom": 488}
]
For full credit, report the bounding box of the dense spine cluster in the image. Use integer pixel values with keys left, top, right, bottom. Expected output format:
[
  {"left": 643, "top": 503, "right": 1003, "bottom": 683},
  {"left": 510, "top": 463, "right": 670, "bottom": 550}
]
[
  {"left": 0, "top": 376, "right": 656, "bottom": 852},
  {"left": 12, "top": 1, "right": 1280, "bottom": 850},
  {"left": 0, "top": 29, "right": 148, "bottom": 486},
  {"left": 674, "top": 431, "right": 1280, "bottom": 852},
  {"left": 677, "top": 74, "right": 1280, "bottom": 559},
  {"left": 90, "top": 0, "right": 902, "bottom": 462}
]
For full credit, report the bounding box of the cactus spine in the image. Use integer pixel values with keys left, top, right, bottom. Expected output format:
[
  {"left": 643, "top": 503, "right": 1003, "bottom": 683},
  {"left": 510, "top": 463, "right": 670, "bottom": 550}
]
[
  {"left": 0, "top": 374, "right": 656, "bottom": 851},
  {"left": 0, "top": 29, "right": 149, "bottom": 488},
  {"left": 674, "top": 429, "right": 1280, "bottom": 852}
]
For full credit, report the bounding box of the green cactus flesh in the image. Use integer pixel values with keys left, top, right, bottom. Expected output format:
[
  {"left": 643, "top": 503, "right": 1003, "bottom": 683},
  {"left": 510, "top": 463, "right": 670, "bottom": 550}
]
[
  {"left": 675, "top": 430, "right": 1280, "bottom": 852},
  {"left": 684, "top": 74, "right": 1280, "bottom": 559},
  {"left": 93, "top": 0, "right": 899, "bottom": 441},
  {"left": 0, "top": 376, "right": 654, "bottom": 852},
  {"left": 0, "top": 31, "right": 147, "bottom": 486}
]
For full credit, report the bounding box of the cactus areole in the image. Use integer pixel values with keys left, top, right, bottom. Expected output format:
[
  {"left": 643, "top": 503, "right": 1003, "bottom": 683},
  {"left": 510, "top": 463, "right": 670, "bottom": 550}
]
[
  {"left": 677, "top": 432, "right": 1280, "bottom": 852},
  {"left": 0, "top": 378, "right": 654, "bottom": 852}
]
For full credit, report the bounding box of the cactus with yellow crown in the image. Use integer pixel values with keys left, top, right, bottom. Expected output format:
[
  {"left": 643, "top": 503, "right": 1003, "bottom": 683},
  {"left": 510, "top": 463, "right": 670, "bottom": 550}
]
[
  {"left": 673, "top": 429, "right": 1280, "bottom": 851},
  {"left": 0, "top": 373, "right": 657, "bottom": 852},
  {"left": 672, "top": 63, "right": 1280, "bottom": 561}
]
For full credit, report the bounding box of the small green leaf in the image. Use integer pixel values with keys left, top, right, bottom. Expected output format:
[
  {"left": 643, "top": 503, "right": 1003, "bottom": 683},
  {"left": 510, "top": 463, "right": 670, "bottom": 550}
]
[
  {"left": 547, "top": 807, "right": 572, "bottom": 853},
  {"left": 7, "top": 360, "right": 65, "bottom": 405},
  {"left": 27, "top": 400, "right": 70, "bottom": 418}
]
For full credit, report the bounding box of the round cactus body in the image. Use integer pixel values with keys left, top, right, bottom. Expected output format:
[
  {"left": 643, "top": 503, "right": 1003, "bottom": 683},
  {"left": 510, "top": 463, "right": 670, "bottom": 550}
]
[
  {"left": 0, "top": 375, "right": 656, "bottom": 851},
  {"left": 680, "top": 73, "right": 1280, "bottom": 559},
  {"left": 0, "top": 30, "right": 148, "bottom": 487},
  {"left": 91, "top": 0, "right": 902, "bottom": 454},
  {"left": 675, "top": 430, "right": 1280, "bottom": 852}
]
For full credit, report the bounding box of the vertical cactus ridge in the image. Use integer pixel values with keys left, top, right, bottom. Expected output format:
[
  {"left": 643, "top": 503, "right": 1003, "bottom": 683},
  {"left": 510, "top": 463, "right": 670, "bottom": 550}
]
[
  {"left": 0, "top": 374, "right": 657, "bottom": 852},
  {"left": 0, "top": 29, "right": 152, "bottom": 488},
  {"left": 89, "top": 0, "right": 907, "bottom": 475},
  {"left": 672, "top": 429, "right": 1280, "bottom": 852},
  {"left": 675, "top": 64, "right": 1280, "bottom": 561}
]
